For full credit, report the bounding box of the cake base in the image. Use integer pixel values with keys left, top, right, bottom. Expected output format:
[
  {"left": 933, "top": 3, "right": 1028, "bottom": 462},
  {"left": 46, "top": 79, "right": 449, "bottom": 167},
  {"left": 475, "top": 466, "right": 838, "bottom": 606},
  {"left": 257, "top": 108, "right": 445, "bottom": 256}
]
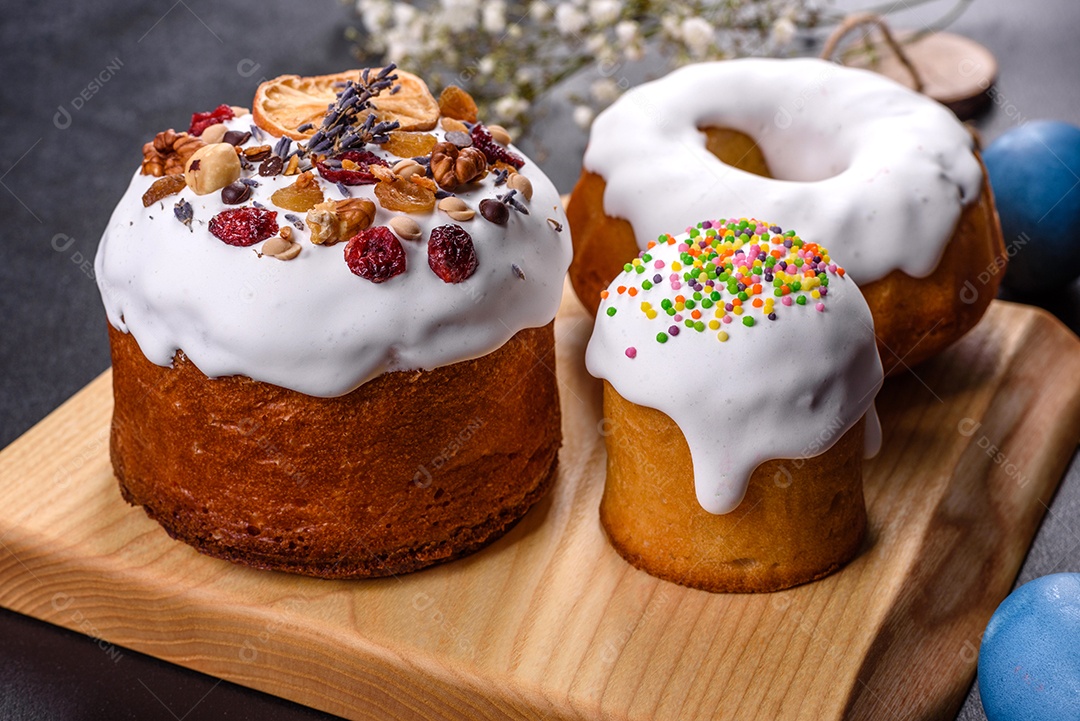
[
  {"left": 108, "top": 322, "right": 561, "bottom": 579},
  {"left": 599, "top": 381, "right": 867, "bottom": 594}
]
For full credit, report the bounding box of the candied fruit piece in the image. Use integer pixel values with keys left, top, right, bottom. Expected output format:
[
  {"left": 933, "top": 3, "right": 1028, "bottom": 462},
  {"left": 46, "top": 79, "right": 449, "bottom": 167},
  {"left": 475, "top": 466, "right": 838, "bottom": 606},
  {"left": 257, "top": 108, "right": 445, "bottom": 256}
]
[
  {"left": 438, "top": 86, "right": 479, "bottom": 123},
  {"left": 189, "top": 104, "right": 235, "bottom": 136},
  {"left": 316, "top": 150, "right": 389, "bottom": 185},
  {"left": 470, "top": 123, "right": 524, "bottom": 169},
  {"left": 209, "top": 207, "right": 279, "bottom": 246},
  {"left": 345, "top": 226, "right": 406, "bottom": 283},
  {"left": 428, "top": 224, "right": 478, "bottom": 283},
  {"left": 270, "top": 172, "right": 325, "bottom": 212},
  {"left": 382, "top": 131, "right": 438, "bottom": 159},
  {"left": 374, "top": 176, "right": 436, "bottom": 213},
  {"left": 141, "top": 174, "right": 187, "bottom": 207}
]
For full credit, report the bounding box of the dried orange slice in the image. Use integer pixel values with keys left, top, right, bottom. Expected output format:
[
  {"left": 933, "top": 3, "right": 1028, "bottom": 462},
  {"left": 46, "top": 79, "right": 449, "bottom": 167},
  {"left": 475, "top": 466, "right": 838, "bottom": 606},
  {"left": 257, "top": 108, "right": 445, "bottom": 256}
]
[{"left": 253, "top": 69, "right": 440, "bottom": 141}]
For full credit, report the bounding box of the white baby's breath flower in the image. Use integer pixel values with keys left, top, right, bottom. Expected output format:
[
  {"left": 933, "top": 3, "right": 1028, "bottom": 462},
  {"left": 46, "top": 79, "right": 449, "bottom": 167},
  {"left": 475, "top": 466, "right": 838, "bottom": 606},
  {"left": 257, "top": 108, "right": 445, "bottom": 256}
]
[
  {"left": 555, "top": 3, "right": 589, "bottom": 36},
  {"left": 494, "top": 95, "right": 529, "bottom": 120},
  {"left": 478, "top": 56, "right": 496, "bottom": 76},
  {"left": 482, "top": 0, "right": 507, "bottom": 34},
  {"left": 440, "top": 0, "right": 480, "bottom": 32},
  {"left": 585, "top": 32, "right": 607, "bottom": 54},
  {"left": 680, "top": 16, "right": 714, "bottom": 58},
  {"left": 573, "top": 104, "right": 595, "bottom": 128},
  {"left": 385, "top": 27, "right": 420, "bottom": 63},
  {"left": 590, "top": 77, "right": 620, "bottom": 103},
  {"left": 614, "top": 19, "right": 638, "bottom": 46},
  {"left": 392, "top": 2, "right": 419, "bottom": 27},
  {"left": 528, "top": 0, "right": 551, "bottom": 22},
  {"left": 660, "top": 14, "right": 681, "bottom": 40},
  {"left": 507, "top": 24, "right": 523, "bottom": 39},
  {"left": 771, "top": 15, "right": 797, "bottom": 47},
  {"left": 588, "top": 0, "right": 622, "bottom": 26},
  {"left": 357, "top": 0, "right": 392, "bottom": 34}
]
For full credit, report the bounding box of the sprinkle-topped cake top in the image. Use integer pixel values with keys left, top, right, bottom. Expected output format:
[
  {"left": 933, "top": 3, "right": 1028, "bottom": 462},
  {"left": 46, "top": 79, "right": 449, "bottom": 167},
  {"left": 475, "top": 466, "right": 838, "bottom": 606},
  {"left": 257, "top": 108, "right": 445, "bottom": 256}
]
[
  {"left": 586, "top": 219, "right": 884, "bottom": 515},
  {"left": 598, "top": 218, "right": 847, "bottom": 357}
]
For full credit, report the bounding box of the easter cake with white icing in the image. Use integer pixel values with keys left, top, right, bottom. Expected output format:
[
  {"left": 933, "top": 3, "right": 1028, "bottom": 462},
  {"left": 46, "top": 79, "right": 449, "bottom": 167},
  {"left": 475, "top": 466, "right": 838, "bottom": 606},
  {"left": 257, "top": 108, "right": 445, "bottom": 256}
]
[
  {"left": 587, "top": 218, "right": 883, "bottom": 593},
  {"left": 95, "top": 68, "right": 571, "bottom": 578}
]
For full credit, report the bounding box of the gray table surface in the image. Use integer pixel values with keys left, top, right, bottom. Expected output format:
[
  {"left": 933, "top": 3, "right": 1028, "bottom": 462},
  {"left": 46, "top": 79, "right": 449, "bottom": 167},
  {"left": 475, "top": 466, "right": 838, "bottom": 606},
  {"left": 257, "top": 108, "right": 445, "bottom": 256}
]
[{"left": 1, "top": 0, "right": 1078, "bottom": 719}]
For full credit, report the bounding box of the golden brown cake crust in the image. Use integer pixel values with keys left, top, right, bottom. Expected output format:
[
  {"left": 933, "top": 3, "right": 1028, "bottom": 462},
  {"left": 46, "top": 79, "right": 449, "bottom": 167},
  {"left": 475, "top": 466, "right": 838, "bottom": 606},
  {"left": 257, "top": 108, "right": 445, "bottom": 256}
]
[
  {"left": 599, "top": 381, "right": 867, "bottom": 594},
  {"left": 108, "top": 323, "right": 561, "bottom": 578},
  {"left": 567, "top": 128, "right": 1006, "bottom": 375}
]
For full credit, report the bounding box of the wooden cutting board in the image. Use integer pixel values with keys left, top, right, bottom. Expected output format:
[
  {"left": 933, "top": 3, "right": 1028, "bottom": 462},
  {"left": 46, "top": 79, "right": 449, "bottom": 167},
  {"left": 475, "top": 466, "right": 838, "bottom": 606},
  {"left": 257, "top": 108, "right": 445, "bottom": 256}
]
[{"left": 1, "top": 295, "right": 1079, "bottom": 721}]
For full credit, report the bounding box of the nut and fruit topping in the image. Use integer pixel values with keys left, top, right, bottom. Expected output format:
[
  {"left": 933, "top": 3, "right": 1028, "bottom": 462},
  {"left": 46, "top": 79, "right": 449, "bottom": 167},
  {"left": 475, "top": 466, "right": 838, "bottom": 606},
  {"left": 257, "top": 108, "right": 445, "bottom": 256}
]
[
  {"left": 142, "top": 174, "right": 187, "bottom": 207},
  {"left": 428, "top": 224, "right": 478, "bottom": 283},
  {"left": 506, "top": 172, "right": 533, "bottom": 200},
  {"left": 189, "top": 104, "right": 235, "bottom": 136},
  {"left": 306, "top": 198, "right": 376, "bottom": 245},
  {"left": 184, "top": 143, "right": 242, "bottom": 195},
  {"left": 374, "top": 175, "right": 436, "bottom": 213},
  {"left": 345, "top": 226, "right": 407, "bottom": 283},
  {"left": 174, "top": 198, "right": 194, "bottom": 230},
  {"left": 315, "top": 150, "right": 389, "bottom": 186},
  {"left": 391, "top": 158, "right": 426, "bottom": 180},
  {"left": 470, "top": 123, "right": 525, "bottom": 169},
  {"left": 141, "top": 129, "right": 205, "bottom": 177},
  {"left": 258, "top": 155, "right": 284, "bottom": 177},
  {"left": 200, "top": 123, "right": 229, "bottom": 144},
  {"left": 221, "top": 180, "right": 252, "bottom": 205},
  {"left": 260, "top": 233, "right": 301, "bottom": 261},
  {"left": 222, "top": 129, "right": 252, "bottom": 146},
  {"left": 388, "top": 215, "right": 422, "bottom": 241},
  {"left": 209, "top": 206, "right": 279, "bottom": 247},
  {"left": 438, "top": 86, "right": 478, "bottom": 123},
  {"left": 270, "top": 171, "right": 324, "bottom": 212},
  {"left": 243, "top": 145, "right": 272, "bottom": 162},
  {"left": 441, "top": 117, "right": 469, "bottom": 134},
  {"left": 487, "top": 124, "right": 512, "bottom": 146},
  {"left": 437, "top": 196, "right": 475, "bottom": 222},
  {"left": 259, "top": 64, "right": 440, "bottom": 146},
  {"left": 430, "top": 142, "right": 487, "bottom": 191},
  {"left": 382, "top": 131, "right": 437, "bottom": 159},
  {"left": 479, "top": 198, "right": 509, "bottom": 225}
]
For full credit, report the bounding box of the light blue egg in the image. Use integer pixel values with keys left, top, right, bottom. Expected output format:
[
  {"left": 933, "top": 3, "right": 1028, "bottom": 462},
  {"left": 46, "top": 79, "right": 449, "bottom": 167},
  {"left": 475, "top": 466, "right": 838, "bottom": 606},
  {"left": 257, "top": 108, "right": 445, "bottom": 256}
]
[
  {"left": 983, "top": 121, "right": 1080, "bottom": 293},
  {"left": 978, "top": 573, "right": 1080, "bottom": 720}
]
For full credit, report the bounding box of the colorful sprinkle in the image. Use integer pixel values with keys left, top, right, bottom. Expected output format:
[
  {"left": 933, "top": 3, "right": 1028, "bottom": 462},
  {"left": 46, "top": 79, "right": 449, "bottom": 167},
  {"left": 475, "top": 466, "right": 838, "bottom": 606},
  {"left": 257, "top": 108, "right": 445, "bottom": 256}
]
[{"left": 598, "top": 217, "right": 846, "bottom": 346}]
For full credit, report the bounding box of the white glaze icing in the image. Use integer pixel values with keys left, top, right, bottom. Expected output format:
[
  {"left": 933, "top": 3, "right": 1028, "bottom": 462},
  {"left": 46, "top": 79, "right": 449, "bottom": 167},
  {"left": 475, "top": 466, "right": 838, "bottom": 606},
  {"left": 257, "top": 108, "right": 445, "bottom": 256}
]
[
  {"left": 95, "top": 114, "right": 571, "bottom": 397},
  {"left": 585, "top": 220, "right": 883, "bottom": 514},
  {"left": 583, "top": 58, "right": 983, "bottom": 284}
]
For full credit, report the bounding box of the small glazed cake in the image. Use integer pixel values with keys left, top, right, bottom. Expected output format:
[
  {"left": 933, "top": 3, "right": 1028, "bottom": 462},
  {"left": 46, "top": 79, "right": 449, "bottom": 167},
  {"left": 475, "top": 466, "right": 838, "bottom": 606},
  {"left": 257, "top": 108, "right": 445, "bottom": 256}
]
[
  {"left": 586, "top": 218, "right": 884, "bottom": 593},
  {"left": 569, "top": 58, "right": 1006, "bottom": 374},
  {"left": 95, "top": 68, "right": 571, "bottom": 578}
]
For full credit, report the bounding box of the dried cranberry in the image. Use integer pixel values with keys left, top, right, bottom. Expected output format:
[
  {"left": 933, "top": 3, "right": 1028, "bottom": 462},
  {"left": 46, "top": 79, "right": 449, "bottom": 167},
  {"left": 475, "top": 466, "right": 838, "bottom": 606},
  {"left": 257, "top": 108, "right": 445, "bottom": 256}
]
[
  {"left": 469, "top": 124, "right": 525, "bottom": 169},
  {"left": 209, "top": 207, "right": 279, "bottom": 246},
  {"left": 345, "top": 226, "right": 406, "bottom": 283},
  {"left": 189, "top": 104, "right": 235, "bottom": 136},
  {"left": 428, "top": 224, "right": 478, "bottom": 283},
  {"left": 316, "top": 150, "right": 390, "bottom": 186}
]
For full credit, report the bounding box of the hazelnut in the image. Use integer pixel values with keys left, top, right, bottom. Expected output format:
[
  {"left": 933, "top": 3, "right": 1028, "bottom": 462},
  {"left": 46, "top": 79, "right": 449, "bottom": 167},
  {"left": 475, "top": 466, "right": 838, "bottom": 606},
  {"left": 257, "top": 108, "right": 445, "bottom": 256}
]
[{"left": 184, "top": 143, "right": 241, "bottom": 195}]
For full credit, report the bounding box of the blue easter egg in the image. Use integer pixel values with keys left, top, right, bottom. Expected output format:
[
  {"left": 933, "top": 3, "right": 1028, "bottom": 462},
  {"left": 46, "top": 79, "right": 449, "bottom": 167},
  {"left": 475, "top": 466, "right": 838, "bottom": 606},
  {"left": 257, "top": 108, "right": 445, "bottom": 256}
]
[
  {"left": 978, "top": 573, "right": 1080, "bottom": 721},
  {"left": 983, "top": 121, "right": 1080, "bottom": 293}
]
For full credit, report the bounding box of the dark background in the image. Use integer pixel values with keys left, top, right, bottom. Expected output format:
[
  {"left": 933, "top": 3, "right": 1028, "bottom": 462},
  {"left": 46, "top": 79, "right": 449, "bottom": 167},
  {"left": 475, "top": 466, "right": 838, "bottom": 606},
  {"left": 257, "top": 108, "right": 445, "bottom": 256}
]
[{"left": 0, "top": 0, "right": 1078, "bottom": 718}]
